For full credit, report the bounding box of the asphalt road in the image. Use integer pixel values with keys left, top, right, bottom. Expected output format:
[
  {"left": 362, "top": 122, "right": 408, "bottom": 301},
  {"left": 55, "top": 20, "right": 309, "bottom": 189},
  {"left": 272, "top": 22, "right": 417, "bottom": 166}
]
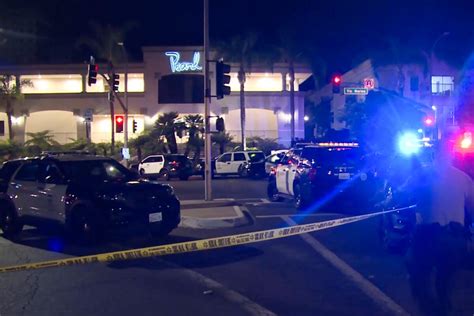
[{"left": 0, "top": 178, "right": 473, "bottom": 316}]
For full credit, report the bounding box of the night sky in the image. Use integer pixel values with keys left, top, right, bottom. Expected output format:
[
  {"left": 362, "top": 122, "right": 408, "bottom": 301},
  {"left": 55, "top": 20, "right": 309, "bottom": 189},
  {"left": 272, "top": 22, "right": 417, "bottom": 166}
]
[{"left": 3, "top": 0, "right": 474, "bottom": 75}]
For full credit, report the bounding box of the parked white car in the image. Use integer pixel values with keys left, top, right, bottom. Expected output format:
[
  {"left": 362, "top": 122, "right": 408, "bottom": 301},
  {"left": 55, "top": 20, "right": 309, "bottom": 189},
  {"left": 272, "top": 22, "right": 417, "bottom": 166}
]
[
  {"left": 138, "top": 155, "right": 165, "bottom": 176},
  {"left": 213, "top": 151, "right": 265, "bottom": 177}
]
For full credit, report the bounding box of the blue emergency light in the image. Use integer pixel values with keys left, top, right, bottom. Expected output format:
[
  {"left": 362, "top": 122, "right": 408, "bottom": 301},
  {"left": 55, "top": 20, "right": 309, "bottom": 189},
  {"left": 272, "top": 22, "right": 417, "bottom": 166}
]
[{"left": 398, "top": 132, "right": 421, "bottom": 156}]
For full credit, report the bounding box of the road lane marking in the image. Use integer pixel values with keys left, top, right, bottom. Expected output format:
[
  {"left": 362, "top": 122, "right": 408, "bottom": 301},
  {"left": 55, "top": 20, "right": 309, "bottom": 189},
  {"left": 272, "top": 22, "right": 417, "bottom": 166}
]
[
  {"left": 282, "top": 216, "right": 409, "bottom": 316},
  {"left": 154, "top": 258, "right": 277, "bottom": 316},
  {"left": 260, "top": 199, "right": 271, "bottom": 203}
]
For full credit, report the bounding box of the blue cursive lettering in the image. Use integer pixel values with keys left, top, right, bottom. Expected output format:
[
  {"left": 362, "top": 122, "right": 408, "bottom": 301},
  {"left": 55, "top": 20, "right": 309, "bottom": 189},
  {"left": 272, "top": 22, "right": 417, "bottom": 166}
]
[{"left": 165, "top": 51, "right": 203, "bottom": 73}]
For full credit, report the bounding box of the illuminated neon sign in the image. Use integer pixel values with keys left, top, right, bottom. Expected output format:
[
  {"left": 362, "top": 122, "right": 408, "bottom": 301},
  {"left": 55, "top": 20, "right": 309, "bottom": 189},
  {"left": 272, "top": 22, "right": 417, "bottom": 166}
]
[{"left": 165, "top": 51, "right": 203, "bottom": 73}]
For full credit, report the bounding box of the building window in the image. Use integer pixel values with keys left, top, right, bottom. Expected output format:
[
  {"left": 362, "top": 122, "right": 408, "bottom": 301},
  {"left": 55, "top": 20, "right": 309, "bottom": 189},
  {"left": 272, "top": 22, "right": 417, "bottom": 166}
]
[
  {"left": 0, "top": 121, "right": 4, "bottom": 136},
  {"left": 431, "top": 76, "right": 454, "bottom": 95},
  {"left": 86, "top": 73, "right": 144, "bottom": 93},
  {"left": 21, "top": 74, "right": 82, "bottom": 94},
  {"left": 410, "top": 76, "right": 419, "bottom": 91},
  {"left": 158, "top": 74, "right": 204, "bottom": 104}
]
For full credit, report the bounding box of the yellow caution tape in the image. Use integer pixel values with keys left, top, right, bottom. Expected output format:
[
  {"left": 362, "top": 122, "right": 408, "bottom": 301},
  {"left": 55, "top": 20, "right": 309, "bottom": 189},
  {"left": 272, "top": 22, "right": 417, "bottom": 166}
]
[{"left": 0, "top": 206, "right": 415, "bottom": 273}]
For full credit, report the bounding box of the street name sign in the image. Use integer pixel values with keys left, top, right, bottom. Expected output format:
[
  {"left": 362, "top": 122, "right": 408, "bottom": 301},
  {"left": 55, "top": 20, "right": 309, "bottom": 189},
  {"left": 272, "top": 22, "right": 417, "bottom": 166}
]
[{"left": 343, "top": 88, "right": 369, "bottom": 95}]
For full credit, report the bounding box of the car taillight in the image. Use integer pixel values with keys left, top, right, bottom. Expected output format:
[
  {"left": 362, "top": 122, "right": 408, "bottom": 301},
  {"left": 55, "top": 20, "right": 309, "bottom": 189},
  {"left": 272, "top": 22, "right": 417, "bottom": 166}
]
[
  {"left": 308, "top": 168, "right": 317, "bottom": 181},
  {"left": 170, "top": 161, "right": 179, "bottom": 167}
]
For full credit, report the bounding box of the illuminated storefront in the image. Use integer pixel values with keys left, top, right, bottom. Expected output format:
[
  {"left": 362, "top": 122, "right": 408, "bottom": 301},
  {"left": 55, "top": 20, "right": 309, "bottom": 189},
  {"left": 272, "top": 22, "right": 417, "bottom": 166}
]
[{"left": 0, "top": 46, "right": 311, "bottom": 146}]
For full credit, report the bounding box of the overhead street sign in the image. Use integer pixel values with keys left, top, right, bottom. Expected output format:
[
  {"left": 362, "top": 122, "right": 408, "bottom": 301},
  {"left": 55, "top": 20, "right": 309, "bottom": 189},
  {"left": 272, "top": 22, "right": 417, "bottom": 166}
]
[{"left": 343, "top": 88, "right": 369, "bottom": 95}]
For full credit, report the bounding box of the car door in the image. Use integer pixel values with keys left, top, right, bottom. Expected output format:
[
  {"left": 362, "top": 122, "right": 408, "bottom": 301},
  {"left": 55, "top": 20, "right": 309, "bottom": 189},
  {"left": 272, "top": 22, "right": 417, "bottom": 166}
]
[
  {"left": 287, "top": 157, "right": 300, "bottom": 196},
  {"left": 231, "top": 152, "right": 247, "bottom": 173},
  {"left": 139, "top": 157, "right": 152, "bottom": 174},
  {"left": 215, "top": 153, "right": 232, "bottom": 174},
  {"left": 276, "top": 155, "right": 290, "bottom": 194},
  {"left": 151, "top": 156, "right": 164, "bottom": 174},
  {"left": 265, "top": 153, "right": 283, "bottom": 174},
  {"left": 36, "top": 161, "right": 68, "bottom": 222},
  {"left": 8, "top": 160, "right": 41, "bottom": 217}
]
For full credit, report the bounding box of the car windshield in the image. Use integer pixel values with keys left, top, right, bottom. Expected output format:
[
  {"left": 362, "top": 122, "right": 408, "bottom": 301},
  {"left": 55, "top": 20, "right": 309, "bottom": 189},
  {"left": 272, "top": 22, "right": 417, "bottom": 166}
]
[
  {"left": 59, "top": 160, "right": 136, "bottom": 183},
  {"left": 248, "top": 152, "right": 265, "bottom": 162}
]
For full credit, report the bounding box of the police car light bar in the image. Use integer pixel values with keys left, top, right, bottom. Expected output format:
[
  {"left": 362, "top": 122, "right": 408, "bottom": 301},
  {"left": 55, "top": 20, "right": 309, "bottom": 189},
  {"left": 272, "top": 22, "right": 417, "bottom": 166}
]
[{"left": 315, "top": 142, "right": 359, "bottom": 147}]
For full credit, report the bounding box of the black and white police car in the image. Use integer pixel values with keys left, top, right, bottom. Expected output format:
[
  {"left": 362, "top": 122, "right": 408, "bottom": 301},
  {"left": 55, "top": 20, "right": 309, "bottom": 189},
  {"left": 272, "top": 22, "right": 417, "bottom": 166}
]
[{"left": 0, "top": 152, "right": 180, "bottom": 244}]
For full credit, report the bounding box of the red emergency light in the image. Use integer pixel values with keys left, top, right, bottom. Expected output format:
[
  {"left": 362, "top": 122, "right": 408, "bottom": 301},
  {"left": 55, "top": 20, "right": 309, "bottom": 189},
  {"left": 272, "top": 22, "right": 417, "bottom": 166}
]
[{"left": 424, "top": 117, "right": 434, "bottom": 126}]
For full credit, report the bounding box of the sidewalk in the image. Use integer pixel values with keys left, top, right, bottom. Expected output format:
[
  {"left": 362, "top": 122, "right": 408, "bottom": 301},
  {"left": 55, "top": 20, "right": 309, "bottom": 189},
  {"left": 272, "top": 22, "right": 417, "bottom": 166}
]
[{"left": 179, "top": 199, "right": 258, "bottom": 229}]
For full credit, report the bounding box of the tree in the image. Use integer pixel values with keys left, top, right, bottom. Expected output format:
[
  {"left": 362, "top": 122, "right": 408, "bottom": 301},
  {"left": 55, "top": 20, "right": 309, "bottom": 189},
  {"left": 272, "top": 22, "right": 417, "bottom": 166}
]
[
  {"left": 342, "top": 91, "right": 425, "bottom": 155},
  {"left": 76, "top": 21, "right": 137, "bottom": 154},
  {"left": 211, "top": 132, "right": 234, "bottom": 155},
  {"left": 0, "top": 75, "right": 32, "bottom": 141},
  {"left": 217, "top": 32, "right": 259, "bottom": 150},
  {"left": 129, "top": 133, "right": 152, "bottom": 162},
  {"left": 25, "top": 130, "right": 60, "bottom": 155},
  {"left": 153, "top": 112, "right": 185, "bottom": 154},
  {"left": 276, "top": 27, "right": 307, "bottom": 146},
  {"left": 184, "top": 114, "right": 204, "bottom": 159}
]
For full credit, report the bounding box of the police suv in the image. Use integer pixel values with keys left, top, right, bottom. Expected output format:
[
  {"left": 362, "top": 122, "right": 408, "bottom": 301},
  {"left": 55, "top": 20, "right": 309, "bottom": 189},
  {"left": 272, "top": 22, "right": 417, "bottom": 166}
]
[
  {"left": 267, "top": 142, "right": 378, "bottom": 210},
  {"left": 0, "top": 152, "right": 181, "bottom": 244}
]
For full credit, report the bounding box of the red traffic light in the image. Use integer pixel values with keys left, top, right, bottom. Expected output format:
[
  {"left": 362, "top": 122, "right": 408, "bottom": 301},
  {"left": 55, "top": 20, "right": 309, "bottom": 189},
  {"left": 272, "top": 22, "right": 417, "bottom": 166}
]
[
  {"left": 115, "top": 115, "right": 124, "bottom": 133},
  {"left": 424, "top": 117, "right": 434, "bottom": 126},
  {"left": 332, "top": 76, "right": 341, "bottom": 84}
]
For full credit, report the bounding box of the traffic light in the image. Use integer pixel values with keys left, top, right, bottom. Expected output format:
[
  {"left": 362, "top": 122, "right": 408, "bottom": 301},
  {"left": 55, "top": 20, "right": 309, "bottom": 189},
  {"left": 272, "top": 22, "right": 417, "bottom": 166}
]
[
  {"left": 132, "top": 119, "right": 138, "bottom": 133},
  {"left": 332, "top": 75, "right": 341, "bottom": 94},
  {"left": 216, "top": 117, "right": 225, "bottom": 132},
  {"left": 87, "top": 57, "right": 98, "bottom": 86},
  {"left": 115, "top": 115, "right": 124, "bottom": 133},
  {"left": 112, "top": 73, "right": 120, "bottom": 92},
  {"left": 423, "top": 116, "right": 434, "bottom": 126},
  {"left": 216, "top": 60, "right": 231, "bottom": 99}
]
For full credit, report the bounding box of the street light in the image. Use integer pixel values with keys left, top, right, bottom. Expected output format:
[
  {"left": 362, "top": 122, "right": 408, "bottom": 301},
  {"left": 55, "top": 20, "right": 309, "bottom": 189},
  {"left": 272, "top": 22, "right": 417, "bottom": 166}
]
[{"left": 117, "top": 42, "right": 129, "bottom": 164}]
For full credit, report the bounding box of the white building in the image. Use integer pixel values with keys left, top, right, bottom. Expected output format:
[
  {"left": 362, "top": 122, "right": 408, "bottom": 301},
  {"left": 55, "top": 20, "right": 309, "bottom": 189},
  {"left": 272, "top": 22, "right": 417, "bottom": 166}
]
[
  {"left": 309, "top": 58, "right": 459, "bottom": 136},
  {"left": 0, "top": 46, "right": 312, "bottom": 147}
]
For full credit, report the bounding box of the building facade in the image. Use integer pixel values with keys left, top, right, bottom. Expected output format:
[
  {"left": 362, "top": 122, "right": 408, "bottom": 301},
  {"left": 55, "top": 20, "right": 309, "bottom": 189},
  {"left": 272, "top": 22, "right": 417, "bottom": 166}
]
[
  {"left": 0, "top": 46, "right": 312, "bottom": 147},
  {"left": 309, "top": 58, "right": 459, "bottom": 137}
]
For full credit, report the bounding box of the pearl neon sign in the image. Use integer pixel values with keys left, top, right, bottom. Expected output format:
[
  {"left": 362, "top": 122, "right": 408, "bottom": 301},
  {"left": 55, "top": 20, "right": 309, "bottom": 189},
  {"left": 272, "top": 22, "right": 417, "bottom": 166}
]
[{"left": 165, "top": 51, "right": 203, "bottom": 73}]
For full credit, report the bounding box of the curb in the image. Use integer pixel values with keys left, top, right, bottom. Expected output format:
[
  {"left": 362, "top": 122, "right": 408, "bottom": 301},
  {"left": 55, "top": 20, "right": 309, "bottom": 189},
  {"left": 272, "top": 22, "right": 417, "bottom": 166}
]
[{"left": 179, "top": 205, "right": 253, "bottom": 229}]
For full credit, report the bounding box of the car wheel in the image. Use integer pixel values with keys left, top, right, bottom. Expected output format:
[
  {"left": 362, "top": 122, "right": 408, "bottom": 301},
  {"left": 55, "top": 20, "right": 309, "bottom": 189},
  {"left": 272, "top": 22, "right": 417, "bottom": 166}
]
[
  {"left": 70, "top": 207, "right": 103, "bottom": 245},
  {"left": 239, "top": 168, "right": 249, "bottom": 178},
  {"left": 0, "top": 203, "right": 23, "bottom": 239},
  {"left": 139, "top": 168, "right": 146, "bottom": 176},
  {"left": 160, "top": 169, "right": 170, "bottom": 181},
  {"left": 293, "top": 183, "right": 306, "bottom": 210},
  {"left": 267, "top": 181, "right": 282, "bottom": 202}
]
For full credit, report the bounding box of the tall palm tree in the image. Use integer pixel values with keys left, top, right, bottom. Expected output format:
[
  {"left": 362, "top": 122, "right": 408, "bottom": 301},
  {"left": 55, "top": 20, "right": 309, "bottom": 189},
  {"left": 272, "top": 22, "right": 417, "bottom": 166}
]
[
  {"left": 76, "top": 21, "right": 137, "bottom": 154},
  {"left": 277, "top": 28, "right": 306, "bottom": 145},
  {"left": 217, "top": 32, "right": 259, "bottom": 150},
  {"left": 0, "top": 75, "right": 32, "bottom": 141},
  {"left": 153, "top": 112, "right": 185, "bottom": 154},
  {"left": 129, "top": 133, "right": 152, "bottom": 162},
  {"left": 211, "top": 132, "right": 234, "bottom": 155},
  {"left": 184, "top": 114, "right": 204, "bottom": 159}
]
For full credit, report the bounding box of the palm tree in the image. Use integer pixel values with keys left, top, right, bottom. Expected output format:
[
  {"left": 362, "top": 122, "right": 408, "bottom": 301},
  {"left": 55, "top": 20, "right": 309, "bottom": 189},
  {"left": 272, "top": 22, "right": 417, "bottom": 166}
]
[
  {"left": 211, "top": 132, "right": 234, "bottom": 155},
  {"left": 25, "top": 130, "right": 60, "bottom": 155},
  {"left": 277, "top": 28, "right": 306, "bottom": 145},
  {"left": 184, "top": 114, "right": 204, "bottom": 159},
  {"left": 129, "top": 133, "right": 152, "bottom": 162},
  {"left": 217, "top": 32, "right": 259, "bottom": 150},
  {"left": 0, "top": 75, "right": 32, "bottom": 141},
  {"left": 153, "top": 112, "right": 185, "bottom": 154},
  {"left": 76, "top": 21, "right": 137, "bottom": 154}
]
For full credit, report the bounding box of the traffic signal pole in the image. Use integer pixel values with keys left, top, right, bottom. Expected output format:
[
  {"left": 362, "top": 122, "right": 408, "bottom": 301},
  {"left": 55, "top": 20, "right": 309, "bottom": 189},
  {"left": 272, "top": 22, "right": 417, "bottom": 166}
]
[{"left": 204, "top": 0, "right": 212, "bottom": 201}]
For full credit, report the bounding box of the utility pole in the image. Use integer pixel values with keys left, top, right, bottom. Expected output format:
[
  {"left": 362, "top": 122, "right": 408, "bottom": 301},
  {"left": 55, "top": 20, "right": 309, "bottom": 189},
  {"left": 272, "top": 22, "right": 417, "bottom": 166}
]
[
  {"left": 118, "top": 42, "right": 129, "bottom": 165},
  {"left": 204, "top": 0, "right": 212, "bottom": 201},
  {"left": 108, "top": 62, "right": 115, "bottom": 155}
]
